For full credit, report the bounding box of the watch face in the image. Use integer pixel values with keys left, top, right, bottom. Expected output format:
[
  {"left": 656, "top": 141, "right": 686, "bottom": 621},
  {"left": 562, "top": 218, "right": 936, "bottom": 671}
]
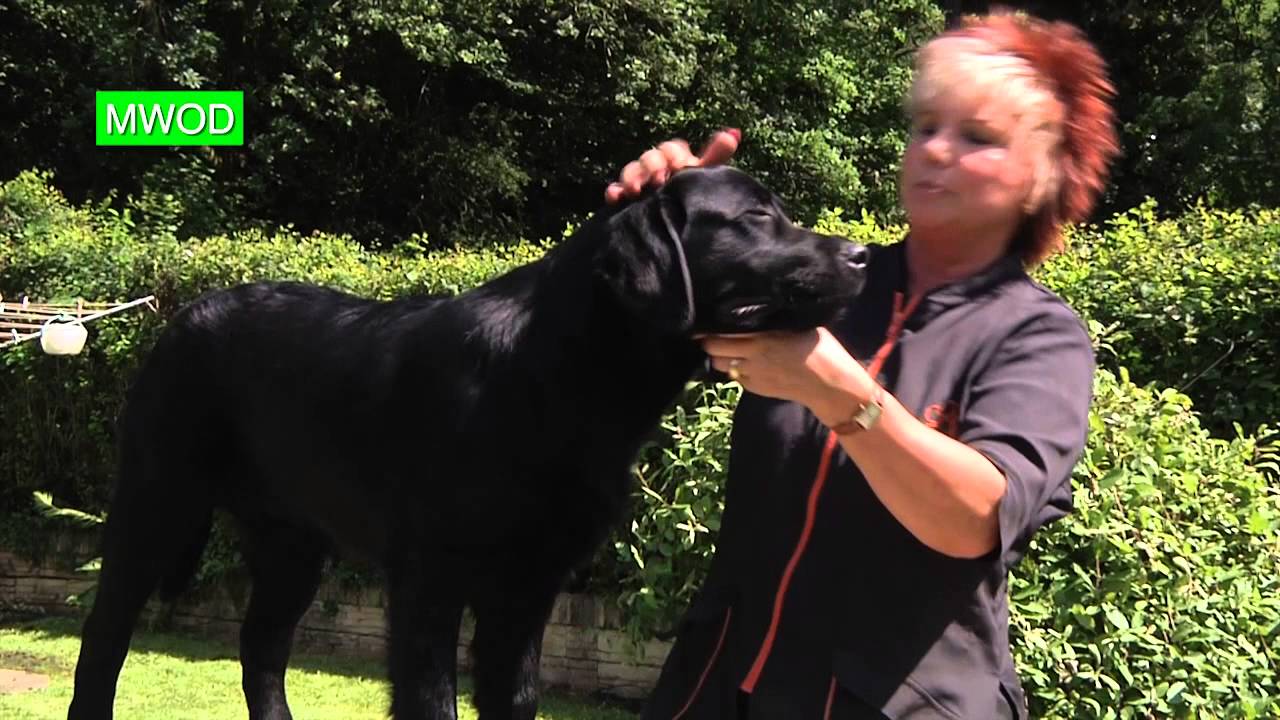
[{"left": 858, "top": 401, "right": 882, "bottom": 429}]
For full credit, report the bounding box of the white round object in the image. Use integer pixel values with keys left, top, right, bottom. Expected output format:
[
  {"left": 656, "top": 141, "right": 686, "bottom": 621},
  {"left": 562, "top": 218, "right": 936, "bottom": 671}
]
[{"left": 41, "top": 321, "right": 88, "bottom": 355}]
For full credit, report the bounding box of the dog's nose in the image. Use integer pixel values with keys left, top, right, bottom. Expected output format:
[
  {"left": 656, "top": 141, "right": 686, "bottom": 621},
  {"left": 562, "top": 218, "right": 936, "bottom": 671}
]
[{"left": 840, "top": 243, "right": 870, "bottom": 271}]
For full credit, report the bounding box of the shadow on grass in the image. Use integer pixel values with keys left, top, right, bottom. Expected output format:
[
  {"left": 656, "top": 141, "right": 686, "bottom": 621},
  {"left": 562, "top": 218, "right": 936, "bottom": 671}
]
[
  {"left": 1, "top": 613, "right": 647, "bottom": 716},
  {"left": 4, "top": 614, "right": 385, "bottom": 681}
]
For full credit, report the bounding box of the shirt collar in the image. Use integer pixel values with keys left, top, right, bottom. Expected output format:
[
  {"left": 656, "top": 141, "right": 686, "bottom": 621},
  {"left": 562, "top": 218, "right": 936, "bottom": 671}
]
[{"left": 881, "top": 237, "right": 1027, "bottom": 328}]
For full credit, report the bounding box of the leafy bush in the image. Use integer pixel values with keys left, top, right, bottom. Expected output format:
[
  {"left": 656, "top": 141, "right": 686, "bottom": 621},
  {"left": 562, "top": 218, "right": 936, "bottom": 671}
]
[
  {"left": 30, "top": 491, "right": 104, "bottom": 607},
  {"left": 607, "top": 381, "right": 740, "bottom": 638},
  {"left": 1013, "top": 369, "right": 1280, "bottom": 718},
  {"left": 1039, "top": 202, "right": 1280, "bottom": 437}
]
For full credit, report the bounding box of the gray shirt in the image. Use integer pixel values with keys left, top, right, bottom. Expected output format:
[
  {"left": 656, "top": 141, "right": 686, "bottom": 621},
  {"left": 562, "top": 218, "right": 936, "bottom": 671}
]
[{"left": 643, "top": 239, "right": 1094, "bottom": 720}]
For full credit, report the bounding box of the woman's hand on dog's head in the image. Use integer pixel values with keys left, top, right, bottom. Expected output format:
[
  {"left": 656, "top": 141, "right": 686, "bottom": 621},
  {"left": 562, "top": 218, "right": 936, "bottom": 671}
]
[{"left": 605, "top": 128, "right": 741, "bottom": 204}]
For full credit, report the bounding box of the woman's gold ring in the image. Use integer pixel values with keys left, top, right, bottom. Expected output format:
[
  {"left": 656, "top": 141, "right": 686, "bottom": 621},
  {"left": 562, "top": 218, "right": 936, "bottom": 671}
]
[{"left": 728, "top": 358, "right": 742, "bottom": 381}]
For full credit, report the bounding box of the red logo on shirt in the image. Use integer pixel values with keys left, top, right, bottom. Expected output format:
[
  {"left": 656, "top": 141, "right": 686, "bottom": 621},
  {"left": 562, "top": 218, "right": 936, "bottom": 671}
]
[{"left": 922, "top": 401, "right": 961, "bottom": 437}]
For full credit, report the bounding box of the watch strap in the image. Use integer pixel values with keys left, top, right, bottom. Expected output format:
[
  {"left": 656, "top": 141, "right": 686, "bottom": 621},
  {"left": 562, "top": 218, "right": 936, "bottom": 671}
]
[{"left": 830, "top": 385, "right": 884, "bottom": 436}]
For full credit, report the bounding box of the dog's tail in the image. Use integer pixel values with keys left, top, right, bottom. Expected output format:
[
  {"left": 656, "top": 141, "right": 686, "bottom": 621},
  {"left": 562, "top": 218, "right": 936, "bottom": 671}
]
[{"left": 112, "top": 318, "right": 221, "bottom": 603}]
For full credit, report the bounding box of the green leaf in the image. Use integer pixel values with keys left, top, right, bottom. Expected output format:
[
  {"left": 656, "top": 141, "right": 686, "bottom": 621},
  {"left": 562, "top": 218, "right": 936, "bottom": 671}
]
[{"left": 1105, "top": 607, "right": 1131, "bottom": 631}]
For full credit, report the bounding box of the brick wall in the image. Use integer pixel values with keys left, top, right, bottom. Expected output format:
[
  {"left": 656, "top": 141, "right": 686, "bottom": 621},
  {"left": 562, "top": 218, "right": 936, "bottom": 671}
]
[{"left": 0, "top": 546, "right": 672, "bottom": 700}]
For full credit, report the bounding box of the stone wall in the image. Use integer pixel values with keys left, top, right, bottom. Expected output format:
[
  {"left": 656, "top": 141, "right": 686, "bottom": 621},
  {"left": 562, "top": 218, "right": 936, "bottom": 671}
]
[{"left": 0, "top": 546, "right": 672, "bottom": 700}]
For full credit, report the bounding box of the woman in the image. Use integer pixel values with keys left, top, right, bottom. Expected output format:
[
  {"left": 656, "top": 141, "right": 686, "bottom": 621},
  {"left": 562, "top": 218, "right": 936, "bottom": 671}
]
[{"left": 605, "top": 12, "right": 1119, "bottom": 720}]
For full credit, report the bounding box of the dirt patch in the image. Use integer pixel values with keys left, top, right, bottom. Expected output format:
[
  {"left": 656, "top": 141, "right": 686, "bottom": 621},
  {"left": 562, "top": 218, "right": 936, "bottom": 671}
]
[
  {"left": 0, "top": 668, "right": 50, "bottom": 693},
  {"left": 0, "top": 649, "right": 67, "bottom": 674}
]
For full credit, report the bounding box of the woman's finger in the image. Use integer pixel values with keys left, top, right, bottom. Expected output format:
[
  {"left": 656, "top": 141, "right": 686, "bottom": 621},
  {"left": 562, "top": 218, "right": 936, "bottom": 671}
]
[
  {"left": 604, "top": 182, "right": 627, "bottom": 203},
  {"left": 639, "top": 147, "right": 669, "bottom": 175},
  {"left": 700, "top": 334, "right": 758, "bottom": 359},
  {"left": 652, "top": 140, "right": 695, "bottom": 185},
  {"left": 657, "top": 140, "right": 696, "bottom": 170},
  {"left": 708, "top": 356, "right": 734, "bottom": 373},
  {"left": 694, "top": 128, "right": 741, "bottom": 168},
  {"left": 619, "top": 159, "right": 650, "bottom": 196},
  {"left": 639, "top": 147, "right": 672, "bottom": 187}
]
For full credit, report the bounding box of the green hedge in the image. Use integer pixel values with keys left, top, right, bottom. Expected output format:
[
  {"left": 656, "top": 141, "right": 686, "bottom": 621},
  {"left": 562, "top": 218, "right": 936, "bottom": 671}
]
[
  {"left": 3, "top": 171, "right": 1280, "bottom": 716},
  {"left": 1041, "top": 203, "right": 1280, "bottom": 438},
  {"left": 1014, "top": 369, "right": 1278, "bottom": 717}
]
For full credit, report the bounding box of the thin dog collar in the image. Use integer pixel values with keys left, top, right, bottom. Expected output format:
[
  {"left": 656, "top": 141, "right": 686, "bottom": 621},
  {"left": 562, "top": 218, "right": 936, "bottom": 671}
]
[{"left": 659, "top": 204, "right": 696, "bottom": 329}]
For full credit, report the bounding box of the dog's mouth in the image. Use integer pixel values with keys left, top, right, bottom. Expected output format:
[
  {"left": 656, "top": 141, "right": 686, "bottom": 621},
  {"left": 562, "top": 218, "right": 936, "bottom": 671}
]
[
  {"left": 697, "top": 246, "right": 869, "bottom": 335},
  {"left": 708, "top": 292, "right": 850, "bottom": 334}
]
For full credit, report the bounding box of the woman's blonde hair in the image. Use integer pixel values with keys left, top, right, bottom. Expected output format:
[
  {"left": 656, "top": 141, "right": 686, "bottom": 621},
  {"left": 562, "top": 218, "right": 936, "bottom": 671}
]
[{"left": 908, "top": 11, "right": 1120, "bottom": 265}]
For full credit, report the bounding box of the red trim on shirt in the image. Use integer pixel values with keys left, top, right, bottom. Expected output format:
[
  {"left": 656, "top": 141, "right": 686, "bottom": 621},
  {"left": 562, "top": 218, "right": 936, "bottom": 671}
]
[
  {"left": 740, "top": 291, "right": 922, "bottom": 696},
  {"left": 670, "top": 607, "right": 733, "bottom": 720},
  {"left": 823, "top": 675, "right": 839, "bottom": 719},
  {"left": 738, "top": 426, "right": 840, "bottom": 694}
]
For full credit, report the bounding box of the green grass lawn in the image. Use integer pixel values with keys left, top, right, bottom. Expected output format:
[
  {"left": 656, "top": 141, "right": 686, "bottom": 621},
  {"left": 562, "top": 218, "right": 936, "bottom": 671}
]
[{"left": 0, "top": 617, "right": 639, "bottom": 719}]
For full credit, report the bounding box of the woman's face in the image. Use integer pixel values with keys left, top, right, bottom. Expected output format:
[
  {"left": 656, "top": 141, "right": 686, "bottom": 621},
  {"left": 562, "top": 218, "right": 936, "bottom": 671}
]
[{"left": 900, "top": 88, "right": 1041, "bottom": 240}]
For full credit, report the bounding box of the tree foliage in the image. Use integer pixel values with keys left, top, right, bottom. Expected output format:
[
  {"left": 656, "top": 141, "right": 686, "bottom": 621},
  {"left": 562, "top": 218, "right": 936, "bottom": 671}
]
[
  {"left": 0, "top": 0, "right": 941, "bottom": 246},
  {"left": 5, "top": 1, "right": 1276, "bottom": 245}
]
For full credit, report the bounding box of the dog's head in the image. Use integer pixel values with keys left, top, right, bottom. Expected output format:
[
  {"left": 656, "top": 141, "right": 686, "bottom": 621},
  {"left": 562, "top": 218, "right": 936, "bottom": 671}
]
[{"left": 598, "top": 166, "right": 868, "bottom": 335}]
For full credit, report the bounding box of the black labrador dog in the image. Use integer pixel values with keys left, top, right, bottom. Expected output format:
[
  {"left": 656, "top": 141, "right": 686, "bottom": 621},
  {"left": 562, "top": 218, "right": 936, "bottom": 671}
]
[{"left": 67, "top": 166, "right": 868, "bottom": 720}]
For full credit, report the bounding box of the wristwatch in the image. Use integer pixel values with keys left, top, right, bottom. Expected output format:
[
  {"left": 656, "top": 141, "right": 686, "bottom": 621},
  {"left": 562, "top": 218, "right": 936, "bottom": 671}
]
[{"left": 830, "top": 385, "right": 884, "bottom": 436}]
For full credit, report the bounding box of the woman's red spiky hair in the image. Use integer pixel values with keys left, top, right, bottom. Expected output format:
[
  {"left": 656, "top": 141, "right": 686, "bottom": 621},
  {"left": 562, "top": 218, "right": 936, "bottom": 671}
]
[{"left": 945, "top": 10, "right": 1121, "bottom": 265}]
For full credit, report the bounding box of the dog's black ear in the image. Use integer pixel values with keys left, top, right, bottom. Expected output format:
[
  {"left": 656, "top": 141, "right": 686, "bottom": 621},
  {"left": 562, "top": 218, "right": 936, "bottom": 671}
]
[{"left": 596, "top": 194, "right": 693, "bottom": 334}]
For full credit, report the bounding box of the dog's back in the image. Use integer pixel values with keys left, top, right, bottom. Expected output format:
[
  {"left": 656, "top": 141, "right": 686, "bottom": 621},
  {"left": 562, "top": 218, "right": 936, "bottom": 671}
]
[{"left": 115, "top": 282, "right": 456, "bottom": 560}]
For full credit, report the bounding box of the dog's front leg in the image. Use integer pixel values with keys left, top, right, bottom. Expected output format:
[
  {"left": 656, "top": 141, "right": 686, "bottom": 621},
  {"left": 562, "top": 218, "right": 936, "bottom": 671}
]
[
  {"left": 469, "top": 587, "right": 560, "bottom": 720},
  {"left": 386, "top": 557, "right": 464, "bottom": 720}
]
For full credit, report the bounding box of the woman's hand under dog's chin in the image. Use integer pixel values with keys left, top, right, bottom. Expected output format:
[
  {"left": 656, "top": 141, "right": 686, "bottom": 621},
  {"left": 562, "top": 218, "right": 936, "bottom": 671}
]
[{"left": 698, "top": 327, "right": 877, "bottom": 425}]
